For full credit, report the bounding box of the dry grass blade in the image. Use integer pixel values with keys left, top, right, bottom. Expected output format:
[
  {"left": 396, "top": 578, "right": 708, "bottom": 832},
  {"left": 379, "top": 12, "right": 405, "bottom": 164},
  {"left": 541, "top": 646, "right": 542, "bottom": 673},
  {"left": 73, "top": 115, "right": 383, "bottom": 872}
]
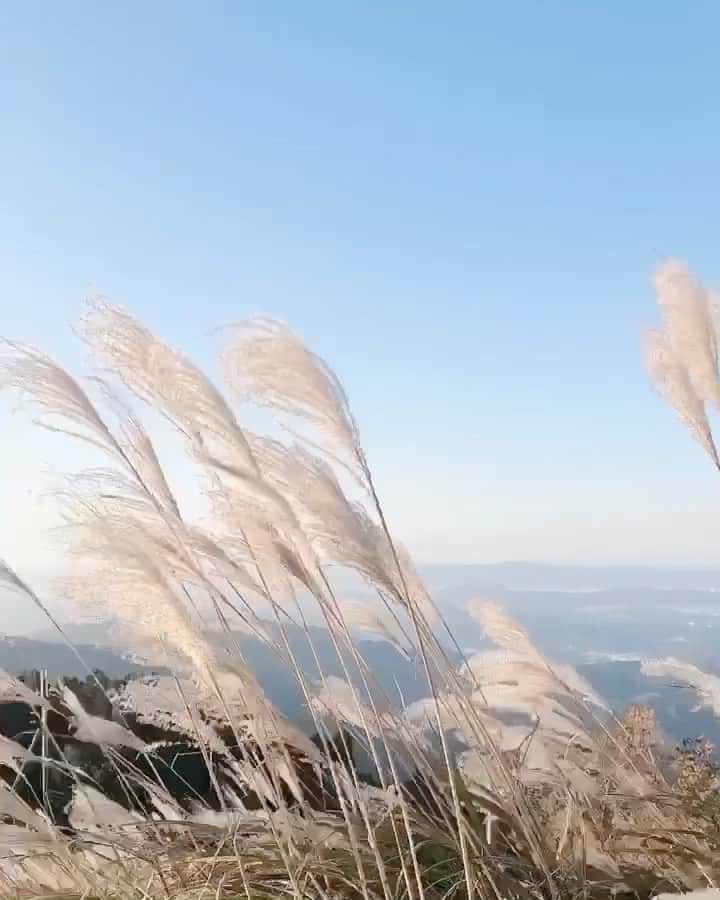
[
  {"left": 61, "top": 685, "right": 147, "bottom": 752},
  {"left": 87, "top": 375, "right": 181, "bottom": 516},
  {"left": 0, "top": 340, "right": 119, "bottom": 453},
  {"left": 644, "top": 261, "right": 720, "bottom": 469},
  {"left": 1, "top": 278, "right": 718, "bottom": 898},
  {"left": 654, "top": 261, "right": 720, "bottom": 408},
  {"left": 222, "top": 317, "right": 362, "bottom": 478},
  {"left": 644, "top": 328, "right": 720, "bottom": 468},
  {"left": 79, "top": 297, "right": 257, "bottom": 472},
  {"left": 339, "top": 599, "right": 415, "bottom": 661},
  {"left": 468, "top": 601, "right": 546, "bottom": 665}
]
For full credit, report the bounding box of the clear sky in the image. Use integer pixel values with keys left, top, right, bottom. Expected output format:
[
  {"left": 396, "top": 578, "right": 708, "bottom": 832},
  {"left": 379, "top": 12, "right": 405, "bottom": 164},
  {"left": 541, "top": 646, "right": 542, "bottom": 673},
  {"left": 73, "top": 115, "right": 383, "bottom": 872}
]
[{"left": 2, "top": 2, "right": 720, "bottom": 631}]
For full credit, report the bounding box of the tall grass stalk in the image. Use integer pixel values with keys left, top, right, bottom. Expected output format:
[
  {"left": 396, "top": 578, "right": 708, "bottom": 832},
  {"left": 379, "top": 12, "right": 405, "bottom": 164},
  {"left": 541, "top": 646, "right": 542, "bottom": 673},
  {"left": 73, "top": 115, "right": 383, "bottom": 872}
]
[{"left": 0, "top": 272, "right": 718, "bottom": 898}]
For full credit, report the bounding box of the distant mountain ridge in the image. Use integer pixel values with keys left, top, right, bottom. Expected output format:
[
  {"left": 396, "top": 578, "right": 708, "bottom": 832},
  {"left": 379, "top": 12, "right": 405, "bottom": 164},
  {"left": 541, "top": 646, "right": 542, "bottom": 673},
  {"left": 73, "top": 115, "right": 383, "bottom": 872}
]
[
  {"left": 12, "top": 583, "right": 720, "bottom": 751},
  {"left": 419, "top": 562, "right": 720, "bottom": 594},
  {"left": 31, "top": 621, "right": 126, "bottom": 648},
  {"left": 30, "top": 562, "right": 720, "bottom": 650},
  {"left": 0, "top": 633, "right": 155, "bottom": 678}
]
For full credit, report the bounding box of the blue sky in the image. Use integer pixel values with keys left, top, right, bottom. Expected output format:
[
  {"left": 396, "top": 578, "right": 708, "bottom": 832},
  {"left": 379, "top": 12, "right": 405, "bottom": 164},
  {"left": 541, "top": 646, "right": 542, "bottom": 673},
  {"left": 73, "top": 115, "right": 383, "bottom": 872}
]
[{"left": 2, "top": 1, "right": 720, "bottom": 624}]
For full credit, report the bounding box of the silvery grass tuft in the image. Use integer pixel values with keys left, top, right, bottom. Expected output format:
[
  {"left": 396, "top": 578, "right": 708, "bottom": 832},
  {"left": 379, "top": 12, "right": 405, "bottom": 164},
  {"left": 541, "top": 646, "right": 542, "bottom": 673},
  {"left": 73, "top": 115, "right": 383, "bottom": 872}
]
[
  {"left": 643, "top": 260, "right": 720, "bottom": 468},
  {"left": 0, "top": 283, "right": 717, "bottom": 898},
  {"left": 642, "top": 261, "right": 720, "bottom": 735}
]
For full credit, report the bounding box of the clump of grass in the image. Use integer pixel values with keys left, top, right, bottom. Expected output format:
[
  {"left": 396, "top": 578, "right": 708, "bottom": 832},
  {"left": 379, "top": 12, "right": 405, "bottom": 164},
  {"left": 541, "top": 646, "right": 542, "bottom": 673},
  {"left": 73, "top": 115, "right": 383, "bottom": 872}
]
[{"left": 0, "top": 267, "right": 719, "bottom": 899}]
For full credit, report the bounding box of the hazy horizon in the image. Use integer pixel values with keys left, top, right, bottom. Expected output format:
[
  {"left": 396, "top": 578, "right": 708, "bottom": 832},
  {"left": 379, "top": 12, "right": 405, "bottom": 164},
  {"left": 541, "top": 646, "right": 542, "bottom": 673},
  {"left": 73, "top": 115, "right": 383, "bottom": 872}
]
[
  {"left": 12, "top": 576, "right": 720, "bottom": 752},
  {"left": 4, "top": 558, "right": 720, "bottom": 639}
]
